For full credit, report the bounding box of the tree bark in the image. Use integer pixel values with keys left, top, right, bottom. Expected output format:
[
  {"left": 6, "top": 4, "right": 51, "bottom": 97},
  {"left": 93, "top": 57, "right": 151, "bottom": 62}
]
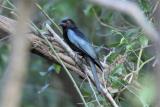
[{"left": 0, "top": 15, "right": 85, "bottom": 78}]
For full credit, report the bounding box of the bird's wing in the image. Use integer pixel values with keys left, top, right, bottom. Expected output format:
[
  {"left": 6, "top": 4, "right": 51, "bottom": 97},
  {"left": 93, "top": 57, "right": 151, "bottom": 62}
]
[
  {"left": 67, "top": 29, "right": 97, "bottom": 59},
  {"left": 73, "top": 29, "right": 90, "bottom": 43}
]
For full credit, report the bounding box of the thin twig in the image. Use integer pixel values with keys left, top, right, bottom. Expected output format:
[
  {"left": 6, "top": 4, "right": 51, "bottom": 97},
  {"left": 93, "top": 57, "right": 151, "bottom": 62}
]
[
  {"left": 37, "top": 24, "right": 88, "bottom": 107},
  {"left": 46, "top": 24, "right": 119, "bottom": 107},
  {"left": 0, "top": 4, "right": 14, "bottom": 11},
  {"left": 149, "top": 0, "right": 160, "bottom": 19},
  {"left": 6, "top": 0, "right": 16, "bottom": 9},
  {"left": 91, "top": 0, "right": 160, "bottom": 43},
  {"left": 87, "top": 75, "right": 102, "bottom": 107},
  {"left": 135, "top": 47, "right": 143, "bottom": 75},
  {"left": 0, "top": 2, "right": 88, "bottom": 103},
  {"left": 93, "top": 8, "right": 121, "bottom": 32},
  {"left": 1, "top": 1, "right": 119, "bottom": 106},
  {"left": 137, "top": 56, "right": 155, "bottom": 72},
  {"left": 34, "top": 3, "right": 63, "bottom": 34},
  {"left": 0, "top": 35, "right": 9, "bottom": 42}
]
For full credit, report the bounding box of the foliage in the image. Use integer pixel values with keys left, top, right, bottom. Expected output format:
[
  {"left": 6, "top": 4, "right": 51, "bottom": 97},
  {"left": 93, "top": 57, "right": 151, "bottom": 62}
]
[{"left": 0, "top": 0, "right": 156, "bottom": 107}]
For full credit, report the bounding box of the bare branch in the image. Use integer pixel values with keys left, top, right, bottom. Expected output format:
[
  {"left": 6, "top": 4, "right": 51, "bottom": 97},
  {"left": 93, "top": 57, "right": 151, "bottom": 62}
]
[
  {"left": 0, "top": 15, "right": 85, "bottom": 78},
  {"left": 46, "top": 24, "right": 119, "bottom": 107},
  {"left": 90, "top": 0, "right": 160, "bottom": 106},
  {"left": 0, "top": 15, "right": 118, "bottom": 107}
]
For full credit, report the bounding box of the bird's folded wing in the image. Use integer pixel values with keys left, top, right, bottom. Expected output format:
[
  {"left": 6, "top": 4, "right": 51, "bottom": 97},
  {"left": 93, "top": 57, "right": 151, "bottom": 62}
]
[{"left": 67, "top": 29, "right": 97, "bottom": 59}]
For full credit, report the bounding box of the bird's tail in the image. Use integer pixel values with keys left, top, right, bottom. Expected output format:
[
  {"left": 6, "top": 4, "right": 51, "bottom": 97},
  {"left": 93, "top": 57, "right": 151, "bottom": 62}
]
[
  {"left": 94, "top": 60, "right": 103, "bottom": 72},
  {"left": 88, "top": 58, "right": 102, "bottom": 93}
]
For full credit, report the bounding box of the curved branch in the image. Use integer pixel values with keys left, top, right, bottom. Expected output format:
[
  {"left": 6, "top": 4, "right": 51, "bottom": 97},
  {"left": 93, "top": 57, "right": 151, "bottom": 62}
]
[
  {"left": 0, "top": 15, "right": 85, "bottom": 78},
  {"left": 0, "top": 15, "right": 118, "bottom": 107}
]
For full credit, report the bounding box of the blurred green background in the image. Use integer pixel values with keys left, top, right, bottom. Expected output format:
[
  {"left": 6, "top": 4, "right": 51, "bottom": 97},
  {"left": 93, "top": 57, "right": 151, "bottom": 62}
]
[{"left": 0, "top": 0, "right": 156, "bottom": 107}]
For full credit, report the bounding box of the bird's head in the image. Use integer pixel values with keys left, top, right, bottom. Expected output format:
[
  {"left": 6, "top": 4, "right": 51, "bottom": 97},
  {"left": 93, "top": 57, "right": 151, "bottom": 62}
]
[{"left": 59, "top": 17, "right": 77, "bottom": 29}]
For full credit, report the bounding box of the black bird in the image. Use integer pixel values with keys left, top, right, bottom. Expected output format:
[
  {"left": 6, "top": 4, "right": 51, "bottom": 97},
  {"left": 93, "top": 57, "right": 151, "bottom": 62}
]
[{"left": 59, "top": 18, "right": 103, "bottom": 93}]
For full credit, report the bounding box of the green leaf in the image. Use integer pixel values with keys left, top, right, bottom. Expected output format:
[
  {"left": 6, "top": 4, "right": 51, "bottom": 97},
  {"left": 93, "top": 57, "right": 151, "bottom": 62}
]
[
  {"left": 139, "top": 35, "right": 148, "bottom": 47},
  {"left": 107, "top": 52, "right": 118, "bottom": 63},
  {"left": 55, "top": 64, "right": 61, "bottom": 74},
  {"left": 126, "top": 44, "right": 132, "bottom": 51},
  {"left": 138, "top": 0, "right": 151, "bottom": 14},
  {"left": 120, "top": 37, "right": 125, "bottom": 44},
  {"left": 112, "top": 64, "right": 124, "bottom": 76}
]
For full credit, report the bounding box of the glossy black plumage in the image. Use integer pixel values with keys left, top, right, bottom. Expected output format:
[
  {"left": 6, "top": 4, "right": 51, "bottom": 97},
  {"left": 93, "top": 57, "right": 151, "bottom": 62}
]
[{"left": 59, "top": 18, "right": 103, "bottom": 92}]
